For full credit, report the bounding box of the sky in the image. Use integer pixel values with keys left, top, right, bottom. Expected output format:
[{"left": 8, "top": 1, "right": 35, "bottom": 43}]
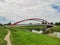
[{"left": 0, "top": 0, "right": 60, "bottom": 24}]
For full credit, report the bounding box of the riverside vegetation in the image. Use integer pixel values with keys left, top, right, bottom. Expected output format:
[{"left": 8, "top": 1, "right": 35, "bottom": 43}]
[{"left": 0, "top": 25, "right": 60, "bottom": 45}]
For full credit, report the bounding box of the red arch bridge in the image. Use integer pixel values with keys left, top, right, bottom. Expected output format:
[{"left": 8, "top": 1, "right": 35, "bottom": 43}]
[
  {"left": 10, "top": 18, "right": 54, "bottom": 34},
  {"left": 11, "top": 18, "right": 53, "bottom": 27}
]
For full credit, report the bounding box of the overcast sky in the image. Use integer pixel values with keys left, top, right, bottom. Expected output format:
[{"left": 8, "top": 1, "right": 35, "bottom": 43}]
[{"left": 0, "top": 0, "right": 60, "bottom": 23}]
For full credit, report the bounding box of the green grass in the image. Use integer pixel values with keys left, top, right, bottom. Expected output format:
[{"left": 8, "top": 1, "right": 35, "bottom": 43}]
[
  {"left": 15, "top": 25, "right": 45, "bottom": 29},
  {"left": 52, "top": 25, "right": 60, "bottom": 32},
  {"left": 0, "top": 25, "right": 60, "bottom": 45},
  {"left": 13, "top": 25, "right": 45, "bottom": 31},
  {"left": 9, "top": 27, "right": 60, "bottom": 45},
  {"left": 0, "top": 26, "right": 7, "bottom": 45}
]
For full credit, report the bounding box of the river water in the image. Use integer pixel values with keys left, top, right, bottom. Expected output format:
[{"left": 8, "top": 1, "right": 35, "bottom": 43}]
[
  {"left": 32, "top": 30, "right": 43, "bottom": 34},
  {"left": 48, "top": 32, "right": 60, "bottom": 38},
  {"left": 31, "top": 30, "right": 60, "bottom": 38}
]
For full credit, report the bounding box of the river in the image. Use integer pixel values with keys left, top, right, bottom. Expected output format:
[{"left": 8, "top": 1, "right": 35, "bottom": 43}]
[
  {"left": 31, "top": 30, "right": 60, "bottom": 38},
  {"left": 48, "top": 32, "right": 60, "bottom": 38}
]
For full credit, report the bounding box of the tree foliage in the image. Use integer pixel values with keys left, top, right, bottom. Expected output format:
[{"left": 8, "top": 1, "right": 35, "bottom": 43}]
[{"left": 55, "top": 22, "right": 60, "bottom": 25}]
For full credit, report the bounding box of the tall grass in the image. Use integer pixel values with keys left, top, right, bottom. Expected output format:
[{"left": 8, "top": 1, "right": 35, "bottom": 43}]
[
  {"left": 52, "top": 25, "right": 60, "bottom": 32},
  {"left": 0, "top": 25, "right": 60, "bottom": 45},
  {"left": 0, "top": 26, "right": 7, "bottom": 45}
]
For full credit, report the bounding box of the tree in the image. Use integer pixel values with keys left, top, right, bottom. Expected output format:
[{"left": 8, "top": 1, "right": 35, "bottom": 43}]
[
  {"left": 8, "top": 22, "right": 11, "bottom": 25},
  {"left": 55, "top": 22, "right": 60, "bottom": 25},
  {"left": 42, "top": 21, "right": 45, "bottom": 24},
  {"left": 0, "top": 23, "right": 3, "bottom": 26},
  {"left": 50, "top": 22, "right": 53, "bottom": 25},
  {"left": 30, "top": 23, "right": 32, "bottom": 25},
  {"left": 4, "top": 22, "right": 11, "bottom": 25}
]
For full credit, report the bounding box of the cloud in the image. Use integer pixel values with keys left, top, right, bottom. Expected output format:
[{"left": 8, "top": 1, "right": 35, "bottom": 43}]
[
  {"left": 52, "top": 4, "right": 60, "bottom": 12},
  {"left": 0, "top": 16, "right": 11, "bottom": 24},
  {"left": 0, "top": 0, "right": 5, "bottom": 2},
  {"left": 0, "top": 0, "right": 60, "bottom": 23}
]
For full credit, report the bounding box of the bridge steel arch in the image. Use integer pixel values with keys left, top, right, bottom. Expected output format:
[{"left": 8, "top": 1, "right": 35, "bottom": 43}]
[{"left": 11, "top": 18, "right": 50, "bottom": 26}]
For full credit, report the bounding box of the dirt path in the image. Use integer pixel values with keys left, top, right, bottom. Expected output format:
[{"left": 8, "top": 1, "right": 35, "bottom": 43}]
[{"left": 4, "top": 30, "right": 12, "bottom": 45}]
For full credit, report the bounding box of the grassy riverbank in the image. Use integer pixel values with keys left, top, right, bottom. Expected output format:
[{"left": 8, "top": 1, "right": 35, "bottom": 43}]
[
  {"left": 9, "top": 27, "right": 60, "bottom": 45},
  {"left": 52, "top": 25, "right": 60, "bottom": 32},
  {"left": 14, "top": 25, "right": 45, "bottom": 30},
  {"left": 0, "top": 26, "right": 60, "bottom": 45},
  {"left": 0, "top": 27, "right": 7, "bottom": 45}
]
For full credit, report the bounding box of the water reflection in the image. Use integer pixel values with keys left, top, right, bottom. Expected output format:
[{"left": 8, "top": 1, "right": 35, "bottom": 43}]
[
  {"left": 32, "top": 30, "right": 43, "bottom": 34},
  {"left": 50, "top": 32, "right": 60, "bottom": 38},
  {"left": 31, "top": 30, "right": 60, "bottom": 38}
]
